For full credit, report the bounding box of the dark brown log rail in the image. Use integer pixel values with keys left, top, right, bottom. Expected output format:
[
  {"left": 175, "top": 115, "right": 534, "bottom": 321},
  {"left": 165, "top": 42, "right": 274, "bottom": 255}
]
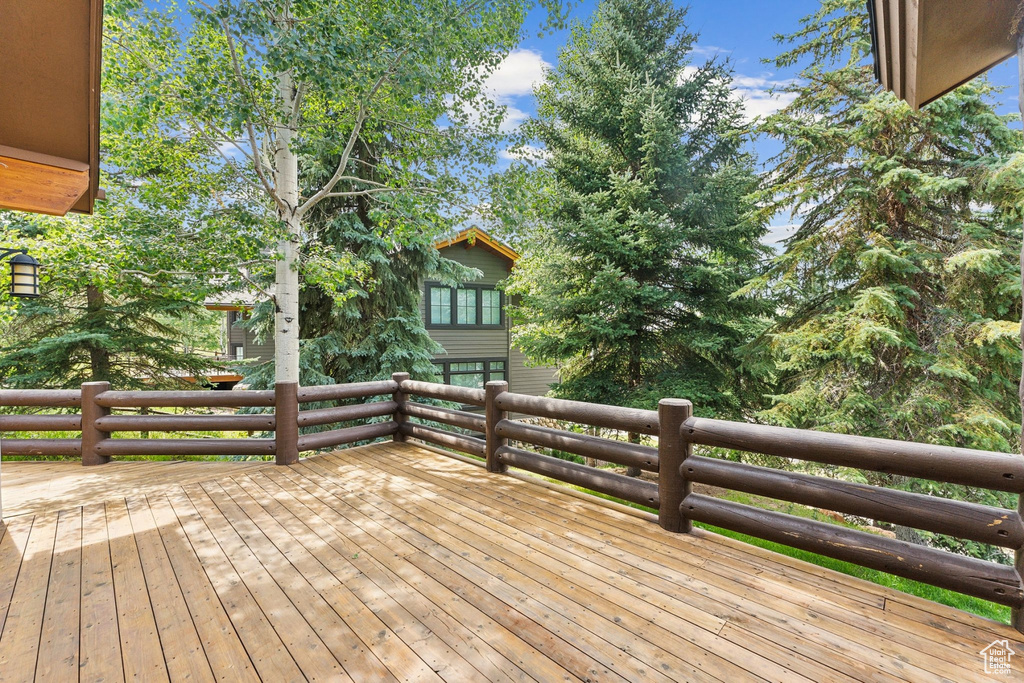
[{"left": 4, "top": 375, "right": 1024, "bottom": 630}]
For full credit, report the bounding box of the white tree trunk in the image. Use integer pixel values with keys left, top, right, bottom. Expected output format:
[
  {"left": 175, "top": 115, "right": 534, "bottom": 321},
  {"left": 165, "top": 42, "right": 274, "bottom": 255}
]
[{"left": 275, "top": 71, "right": 301, "bottom": 385}]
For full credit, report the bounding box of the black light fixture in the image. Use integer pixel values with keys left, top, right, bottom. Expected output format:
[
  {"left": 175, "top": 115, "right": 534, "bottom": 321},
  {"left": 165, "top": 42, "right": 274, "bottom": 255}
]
[{"left": 0, "top": 249, "right": 40, "bottom": 298}]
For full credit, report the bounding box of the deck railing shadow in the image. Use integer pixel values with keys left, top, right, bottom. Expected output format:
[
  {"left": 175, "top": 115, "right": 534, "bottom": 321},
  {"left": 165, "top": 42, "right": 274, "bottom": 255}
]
[{"left": 2, "top": 374, "right": 1023, "bottom": 631}]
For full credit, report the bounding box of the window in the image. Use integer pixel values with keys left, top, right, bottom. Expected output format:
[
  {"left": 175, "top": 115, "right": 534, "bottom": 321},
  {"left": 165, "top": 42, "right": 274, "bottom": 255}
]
[
  {"left": 432, "top": 359, "right": 508, "bottom": 390},
  {"left": 482, "top": 289, "right": 501, "bottom": 325},
  {"left": 230, "top": 343, "right": 244, "bottom": 360},
  {"left": 425, "top": 283, "right": 503, "bottom": 328},
  {"left": 429, "top": 286, "right": 451, "bottom": 325}
]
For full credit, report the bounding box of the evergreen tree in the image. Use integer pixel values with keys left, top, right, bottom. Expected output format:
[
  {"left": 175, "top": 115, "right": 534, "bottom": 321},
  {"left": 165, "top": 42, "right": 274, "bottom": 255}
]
[
  {"left": 504, "top": 0, "right": 769, "bottom": 419},
  {"left": 748, "top": 0, "right": 1024, "bottom": 454}
]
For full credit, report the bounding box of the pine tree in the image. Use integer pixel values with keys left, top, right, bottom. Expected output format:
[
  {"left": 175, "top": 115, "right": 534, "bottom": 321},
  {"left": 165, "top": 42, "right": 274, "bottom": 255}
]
[
  {"left": 504, "top": 0, "right": 769, "bottom": 419},
  {"left": 748, "top": 0, "right": 1024, "bottom": 455}
]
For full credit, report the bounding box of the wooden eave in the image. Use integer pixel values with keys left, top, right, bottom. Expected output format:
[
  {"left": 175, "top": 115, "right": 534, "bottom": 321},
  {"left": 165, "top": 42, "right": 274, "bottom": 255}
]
[
  {"left": 0, "top": 0, "right": 104, "bottom": 215},
  {"left": 869, "top": 0, "right": 1019, "bottom": 110},
  {"left": 434, "top": 227, "right": 520, "bottom": 264}
]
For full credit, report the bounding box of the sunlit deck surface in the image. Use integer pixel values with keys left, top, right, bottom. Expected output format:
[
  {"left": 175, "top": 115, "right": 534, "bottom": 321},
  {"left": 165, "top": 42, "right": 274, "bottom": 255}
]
[{"left": 0, "top": 442, "right": 1019, "bottom": 682}]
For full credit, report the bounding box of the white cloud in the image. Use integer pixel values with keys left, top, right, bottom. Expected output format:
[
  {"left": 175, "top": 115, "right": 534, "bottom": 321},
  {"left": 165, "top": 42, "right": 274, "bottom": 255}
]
[
  {"left": 763, "top": 223, "right": 799, "bottom": 251},
  {"left": 483, "top": 49, "right": 551, "bottom": 98},
  {"left": 679, "top": 67, "right": 798, "bottom": 123},
  {"left": 730, "top": 74, "right": 799, "bottom": 122},
  {"left": 691, "top": 44, "right": 731, "bottom": 58},
  {"left": 499, "top": 144, "right": 551, "bottom": 162}
]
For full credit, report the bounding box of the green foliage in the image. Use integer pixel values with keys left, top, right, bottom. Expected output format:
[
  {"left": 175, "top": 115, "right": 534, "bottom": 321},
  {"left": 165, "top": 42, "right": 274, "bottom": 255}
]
[
  {"left": 501, "top": 0, "right": 770, "bottom": 417},
  {"left": 748, "top": 0, "right": 1024, "bottom": 453}
]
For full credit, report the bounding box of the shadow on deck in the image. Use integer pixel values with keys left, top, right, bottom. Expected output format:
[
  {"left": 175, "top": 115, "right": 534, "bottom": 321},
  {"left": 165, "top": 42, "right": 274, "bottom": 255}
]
[{"left": 0, "top": 442, "right": 1019, "bottom": 681}]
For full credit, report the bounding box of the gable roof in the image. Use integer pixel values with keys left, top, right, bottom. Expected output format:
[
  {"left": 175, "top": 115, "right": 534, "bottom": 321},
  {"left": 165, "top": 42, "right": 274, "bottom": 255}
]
[
  {"left": 434, "top": 228, "right": 520, "bottom": 264},
  {"left": 0, "top": 0, "right": 104, "bottom": 215}
]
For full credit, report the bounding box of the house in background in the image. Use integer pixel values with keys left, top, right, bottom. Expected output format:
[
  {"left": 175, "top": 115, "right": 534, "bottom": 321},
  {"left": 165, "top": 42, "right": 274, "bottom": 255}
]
[{"left": 208, "top": 228, "right": 559, "bottom": 396}]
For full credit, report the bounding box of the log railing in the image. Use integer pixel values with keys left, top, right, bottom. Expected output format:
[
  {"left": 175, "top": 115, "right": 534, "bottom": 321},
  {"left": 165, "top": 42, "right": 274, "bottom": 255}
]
[{"left": 3, "top": 375, "right": 1024, "bottom": 630}]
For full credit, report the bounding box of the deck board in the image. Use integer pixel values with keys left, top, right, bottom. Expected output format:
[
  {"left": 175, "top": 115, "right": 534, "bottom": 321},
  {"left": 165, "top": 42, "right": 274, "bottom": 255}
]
[{"left": 0, "top": 441, "right": 1022, "bottom": 681}]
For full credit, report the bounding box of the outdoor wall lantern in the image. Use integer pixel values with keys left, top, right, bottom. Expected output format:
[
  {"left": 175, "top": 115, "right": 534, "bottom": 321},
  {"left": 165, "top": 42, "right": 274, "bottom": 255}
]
[{"left": 0, "top": 248, "right": 40, "bottom": 298}]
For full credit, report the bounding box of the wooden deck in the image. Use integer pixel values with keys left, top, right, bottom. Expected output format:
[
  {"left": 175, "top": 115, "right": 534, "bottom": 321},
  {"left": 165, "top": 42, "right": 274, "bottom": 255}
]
[{"left": 0, "top": 442, "right": 1020, "bottom": 682}]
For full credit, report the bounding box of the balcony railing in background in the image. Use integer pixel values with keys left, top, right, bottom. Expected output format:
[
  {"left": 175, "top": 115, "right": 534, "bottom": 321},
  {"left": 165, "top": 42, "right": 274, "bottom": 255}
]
[{"left": 2, "top": 374, "right": 1023, "bottom": 632}]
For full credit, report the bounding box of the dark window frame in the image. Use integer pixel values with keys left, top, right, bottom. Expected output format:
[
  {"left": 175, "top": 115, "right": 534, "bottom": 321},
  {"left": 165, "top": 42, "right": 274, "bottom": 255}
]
[
  {"left": 431, "top": 357, "right": 508, "bottom": 389},
  {"left": 425, "top": 281, "right": 505, "bottom": 330}
]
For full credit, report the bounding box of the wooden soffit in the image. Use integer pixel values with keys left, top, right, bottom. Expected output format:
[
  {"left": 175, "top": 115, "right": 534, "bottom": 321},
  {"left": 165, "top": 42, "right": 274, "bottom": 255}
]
[
  {"left": 435, "top": 228, "right": 520, "bottom": 264},
  {"left": 869, "top": 0, "right": 1020, "bottom": 109},
  {"left": 0, "top": 0, "right": 104, "bottom": 215}
]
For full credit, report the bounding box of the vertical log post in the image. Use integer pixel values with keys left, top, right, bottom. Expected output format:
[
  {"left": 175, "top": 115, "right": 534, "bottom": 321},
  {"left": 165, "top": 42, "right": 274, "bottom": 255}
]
[
  {"left": 275, "top": 381, "right": 299, "bottom": 466},
  {"left": 658, "top": 398, "right": 692, "bottom": 533},
  {"left": 485, "top": 380, "right": 508, "bottom": 473},
  {"left": 1014, "top": 495, "right": 1024, "bottom": 633},
  {"left": 81, "top": 381, "right": 111, "bottom": 466},
  {"left": 392, "top": 372, "right": 410, "bottom": 443}
]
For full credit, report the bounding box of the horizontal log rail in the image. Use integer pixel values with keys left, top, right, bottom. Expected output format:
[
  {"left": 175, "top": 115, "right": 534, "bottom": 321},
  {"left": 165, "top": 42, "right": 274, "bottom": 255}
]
[
  {"left": 495, "top": 419, "right": 658, "bottom": 472},
  {"left": 685, "top": 455, "right": 1024, "bottom": 548},
  {"left": 95, "top": 438, "right": 275, "bottom": 457},
  {"left": 0, "top": 439, "right": 82, "bottom": 456},
  {"left": 401, "top": 402, "right": 486, "bottom": 433},
  {"left": 298, "top": 401, "right": 397, "bottom": 428},
  {"left": 399, "top": 379, "right": 486, "bottom": 407},
  {"left": 495, "top": 445, "right": 659, "bottom": 509},
  {"left": 297, "top": 421, "right": 398, "bottom": 452},
  {"left": 94, "top": 390, "right": 275, "bottom": 408},
  {"left": 682, "top": 493, "right": 1024, "bottom": 608},
  {"left": 495, "top": 392, "right": 659, "bottom": 436},
  {"left": 297, "top": 380, "right": 398, "bottom": 403},
  {"left": 0, "top": 389, "right": 81, "bottom": 407},
  {"left": 683, "top": 416, "right": 1024, "bottom": 492},
  {"left": 399, "top": 422, "right": 486, "bottom": 458},
  {"left": 94, "top": 414, "right": 277, "bottom": 432},
  {"left": 0, "top": 414, "right": 82, "bottom": 431}
]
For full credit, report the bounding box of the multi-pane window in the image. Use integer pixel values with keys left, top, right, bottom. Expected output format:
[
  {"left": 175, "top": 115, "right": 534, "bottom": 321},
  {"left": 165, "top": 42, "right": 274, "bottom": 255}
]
[
  {"left": 432, "top": 359, "right": 507, "bottom": 390},
  {"left": 456, "top": 289, "right": 477, "bottom": 325},
  {"left": 426, "top": 283, "right": 503, "bottom": 328},
  {"left": 481, "top": 289, "right": 501, "bottom": 325},
  {"left": 429, "top": 285, "right": 451, "bottom": 325}
]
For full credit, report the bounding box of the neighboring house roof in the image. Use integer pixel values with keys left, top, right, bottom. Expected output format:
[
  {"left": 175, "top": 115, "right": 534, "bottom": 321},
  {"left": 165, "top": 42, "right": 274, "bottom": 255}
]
[
  {"left": 435, "top": 228, "right": 520, "bottom": 264},
  {"left": 867, "top": 0, "right": 1018, "bottom": 110},
  {"left": 0, "top": 0, "right": 104, "bottom": 215}
]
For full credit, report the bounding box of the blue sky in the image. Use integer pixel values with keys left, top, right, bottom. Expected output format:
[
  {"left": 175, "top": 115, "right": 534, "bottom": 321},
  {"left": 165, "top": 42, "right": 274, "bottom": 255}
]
[{"left": 484, "top": 0, "right": 1022, "bottom": 241}]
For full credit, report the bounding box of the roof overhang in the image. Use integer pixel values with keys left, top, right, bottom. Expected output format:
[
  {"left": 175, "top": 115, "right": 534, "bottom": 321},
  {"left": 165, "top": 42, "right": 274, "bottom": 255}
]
[
  {"left": 868, "top": 0, "right": 1019, "bottom": 110},
  {"left": 434, "top": 228, "right": 520, "bottom": 264},
  {"left": 0, "top": 0, "right": 104, "bottom": 216}
]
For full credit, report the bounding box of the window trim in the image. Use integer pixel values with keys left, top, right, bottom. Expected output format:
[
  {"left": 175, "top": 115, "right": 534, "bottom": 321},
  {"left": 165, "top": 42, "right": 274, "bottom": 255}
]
[
  {"left": 431, "top": 357, "right": 508, "bottom": 389},
  {"left": 425, "top": 281, "right": 505, "bottom": 330}
]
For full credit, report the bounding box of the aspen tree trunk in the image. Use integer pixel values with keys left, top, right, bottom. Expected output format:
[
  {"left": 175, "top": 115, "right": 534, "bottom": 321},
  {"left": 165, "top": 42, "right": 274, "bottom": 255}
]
[{"left": 275, "top": 71, "right": 302, "bottom": 385}]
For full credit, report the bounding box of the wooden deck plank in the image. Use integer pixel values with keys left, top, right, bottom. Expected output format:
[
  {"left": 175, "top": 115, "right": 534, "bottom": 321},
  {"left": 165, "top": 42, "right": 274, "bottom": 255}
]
[
  {"left": 0, "top": 516, "right": 34, "bottom": 637},
  {"left": 145, "top": 494, "right": 258, "bottom": 682},
  {"left": 196, "top": 478, "right": 416, "bottom": 683},
  {"left": 159, "top": 490, "right": 305, "bottom": 682},
  {"left": 364, "top": 444, "right": 997, "bottom": 681},
  {"left": 292, "top": 458, "right": 715, "bottom": 683},
  {"left": 179, "top": 483, "right": 354, "bottom": 682},
  {"left": 79, "top": 503, "right": 124, "bottom": 683},
  {"left": 1, "top": 444, "right": 1020, "bottom": 682},
  {"left": 105, "top": 498, "right": 169, "bottom": 682},
  {"left": 214, "top": 475, "right": 470, "bottom": 683},
  {"left": 265, "top": 466, "right": 607, "bottom": 682},
  {"left": 249, "top": 468, "right": 563, "bottom": 683},
  {"left": 0, "top": 513, "right": 57, "bottom": 682},
  {"left": 125, "top": 495, "right": 215, "bottom": 683},
  {"left": 35, "top": 508, "right": 82, "bottom": 681},
  {"left": 374, "top": 443, "right": 991, "bottom": 674},
  {"left": 319, "top": 451, "right": 810, "bottom": 683}
]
